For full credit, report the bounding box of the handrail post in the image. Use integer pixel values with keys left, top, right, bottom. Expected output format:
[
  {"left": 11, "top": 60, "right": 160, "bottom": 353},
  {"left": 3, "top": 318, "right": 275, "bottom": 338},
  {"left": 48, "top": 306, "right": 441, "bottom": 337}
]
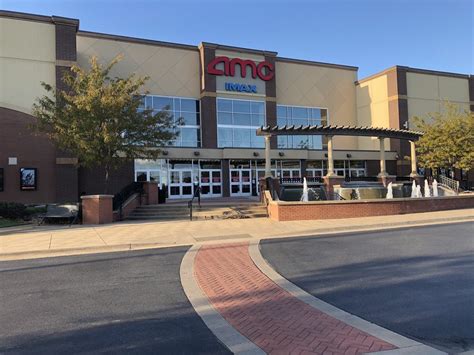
[{"left": 198, "top": 187, "right": 201, "bottom": 207}]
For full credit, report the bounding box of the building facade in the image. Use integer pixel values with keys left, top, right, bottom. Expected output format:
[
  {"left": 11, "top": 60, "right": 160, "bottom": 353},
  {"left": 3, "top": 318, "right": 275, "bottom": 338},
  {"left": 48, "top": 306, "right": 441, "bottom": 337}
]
[{"left": 1, "top": 10, "right": 473, "bottom": 203}]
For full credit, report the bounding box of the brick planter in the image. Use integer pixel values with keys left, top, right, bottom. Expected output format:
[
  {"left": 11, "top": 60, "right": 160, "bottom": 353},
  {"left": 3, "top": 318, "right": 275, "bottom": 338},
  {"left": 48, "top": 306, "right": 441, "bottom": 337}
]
[
  {"left": 81, "top": 194, "right": 114, "bottom": 224},
  {"left": 267, "top": 195, "right": 474, "bottom": 221}
]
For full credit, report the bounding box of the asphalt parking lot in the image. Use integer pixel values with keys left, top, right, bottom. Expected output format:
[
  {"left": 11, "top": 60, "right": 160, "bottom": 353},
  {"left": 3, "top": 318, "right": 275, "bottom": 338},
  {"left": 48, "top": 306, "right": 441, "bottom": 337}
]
[
  {"left": 261, "top": 222, "right": 474, "bottom": 353},
  {"left": 0, "top": 247, "right": 230, "bottom": 354}
]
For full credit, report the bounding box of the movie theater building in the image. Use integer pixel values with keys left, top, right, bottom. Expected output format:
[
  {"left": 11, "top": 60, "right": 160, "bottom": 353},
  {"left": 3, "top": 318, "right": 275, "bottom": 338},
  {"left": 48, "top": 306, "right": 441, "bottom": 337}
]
[{"left": 1, "top": 11, "right": 473, "bottom": 203}]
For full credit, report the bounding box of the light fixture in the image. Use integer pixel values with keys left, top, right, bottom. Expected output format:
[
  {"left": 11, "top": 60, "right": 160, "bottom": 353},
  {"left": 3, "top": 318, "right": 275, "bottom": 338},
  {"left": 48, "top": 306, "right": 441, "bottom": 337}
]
[
  {"left": 253, "top": 152, "right": 259, "bottom": 157},
  {"left": 278, "top": 152, "right": 285, "bottom": 157},
  {"left": 193, "top": 151, "right": 200, "bottom": 156},
  {"left": 346, "top": 153, "right": 352, "bottom": 158},
  {"left": 324, "top": 153, "right": 328, "bottom": 158},
  {"left": 161, "top": 150, "right": 169, "bottom": 156}
]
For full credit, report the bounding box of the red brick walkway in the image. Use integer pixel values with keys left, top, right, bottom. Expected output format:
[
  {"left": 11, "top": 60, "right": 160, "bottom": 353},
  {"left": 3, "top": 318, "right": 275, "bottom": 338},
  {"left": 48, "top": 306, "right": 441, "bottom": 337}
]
[{"left": 194, "top": 242, "right": 397, "bottom": 355}]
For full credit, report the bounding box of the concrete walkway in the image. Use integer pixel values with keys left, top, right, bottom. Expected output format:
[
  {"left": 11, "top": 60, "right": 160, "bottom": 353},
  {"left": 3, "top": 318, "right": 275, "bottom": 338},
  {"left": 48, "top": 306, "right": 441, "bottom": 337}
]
[{"left": 0, "top": 208, "right": 473, "bottom": 261}]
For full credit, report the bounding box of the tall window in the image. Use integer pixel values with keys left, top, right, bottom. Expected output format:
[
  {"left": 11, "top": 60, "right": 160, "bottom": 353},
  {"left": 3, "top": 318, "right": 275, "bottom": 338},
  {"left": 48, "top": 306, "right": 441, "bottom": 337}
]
[
  {"left": 217, "top": 98, "right": 265, "bottom": 148},
  {"left": 140, "top": 95, "right": 200, "bottom": 147},
  {"left": 276, "top": 105, "right": 328, "bottom": 149}
]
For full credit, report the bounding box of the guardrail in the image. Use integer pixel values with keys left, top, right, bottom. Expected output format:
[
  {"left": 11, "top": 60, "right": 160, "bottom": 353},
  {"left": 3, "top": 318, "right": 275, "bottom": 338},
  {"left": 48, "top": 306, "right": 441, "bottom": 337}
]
[{"left": 439, "top": 174, "right": 459, "bottom": 194}]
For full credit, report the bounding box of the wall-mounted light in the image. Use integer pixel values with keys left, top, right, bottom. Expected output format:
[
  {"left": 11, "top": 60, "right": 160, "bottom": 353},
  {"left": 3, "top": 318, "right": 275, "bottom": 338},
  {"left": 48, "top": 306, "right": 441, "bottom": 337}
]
[
  {"left": 161, "top": 150, "right": 169, "bottom": 156},
  {"left": 324, "top": 153, "right": 328, "bottom": 158},
  {"left": 395, "top": 153, "right": 400, "bottom": 160},
  {"left": 346, "top": 153, "right": 352, "bottom": 158},
  {"left": 278, "top": 152, "right": 285, "bottom": 157},
  {"left": 193, "top": 151, "right": 200, "bottom": 156},
  {"left": 253, "top": 152, "right": 259, "bottom": 157}
]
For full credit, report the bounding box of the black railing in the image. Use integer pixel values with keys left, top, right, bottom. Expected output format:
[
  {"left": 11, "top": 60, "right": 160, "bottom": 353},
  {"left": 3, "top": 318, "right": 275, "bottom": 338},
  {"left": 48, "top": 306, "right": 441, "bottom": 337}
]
[
  {"left": 280, "top": 177, "right": 323, "bottom": 184},
  {"left": 188, "top": 186, "right": 201, "bottom": 221},
  {"left": 344, "top": 176, "right": 378, "bottom": 182},
  {"left": 113, "top": 182, "right": 144, "bottom": 220}
]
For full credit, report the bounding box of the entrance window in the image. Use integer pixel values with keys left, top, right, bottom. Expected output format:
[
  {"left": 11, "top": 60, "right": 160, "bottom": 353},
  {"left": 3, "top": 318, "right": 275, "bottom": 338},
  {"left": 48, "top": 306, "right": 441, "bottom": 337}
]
[
  {"left": 140, "top": 95, "right": 201, "bottom": 147},
  {"left": 217, "top": 98, "right": 266, "bottom": 148},
  {"left": 276, "top": 105, "right": 328, "bottom": 149}
]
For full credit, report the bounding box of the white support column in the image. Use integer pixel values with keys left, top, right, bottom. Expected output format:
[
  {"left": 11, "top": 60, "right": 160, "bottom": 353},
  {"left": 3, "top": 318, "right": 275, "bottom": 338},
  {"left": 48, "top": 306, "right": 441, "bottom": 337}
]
[
  {"left": 409, "top": 140, "right": 419, "bottom": 177},
  {"left": 326, "top": 135, "right": 335, "bottom": 176},
  {"left": 378, "top": 137, "right": 388, "bottom": 177},
  {"left": 264, "top": 135, "right": 272, "bottom": 178}
]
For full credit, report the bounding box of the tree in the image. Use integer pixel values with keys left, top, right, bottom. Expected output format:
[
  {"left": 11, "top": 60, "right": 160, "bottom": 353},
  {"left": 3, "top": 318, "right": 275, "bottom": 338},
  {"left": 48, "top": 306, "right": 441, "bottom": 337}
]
[
  {"left": 32, "top": 56, "right": 178, "bottom": 193},
  {"left": 413, "top": 102, "right": 474, "bottom": 172}
]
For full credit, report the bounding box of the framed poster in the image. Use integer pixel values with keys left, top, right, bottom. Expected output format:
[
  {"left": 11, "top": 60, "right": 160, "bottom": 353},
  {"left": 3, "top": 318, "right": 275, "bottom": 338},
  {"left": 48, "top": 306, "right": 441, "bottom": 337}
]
[{"left": 20, "top": 168, "right": 37, "bottom": 191}]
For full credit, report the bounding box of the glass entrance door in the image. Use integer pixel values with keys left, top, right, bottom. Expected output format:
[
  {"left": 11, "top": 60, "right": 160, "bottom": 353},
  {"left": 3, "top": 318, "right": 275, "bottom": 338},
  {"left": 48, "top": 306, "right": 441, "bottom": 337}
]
[
  {"left": 200, "top": 169, "right": 222, "bottom": 197},
  {"left": 169, "top": 170, "right": 193, "bottom": 198},
  {"left": 230, "top": 169, "right": 252, "bottom": 196}
]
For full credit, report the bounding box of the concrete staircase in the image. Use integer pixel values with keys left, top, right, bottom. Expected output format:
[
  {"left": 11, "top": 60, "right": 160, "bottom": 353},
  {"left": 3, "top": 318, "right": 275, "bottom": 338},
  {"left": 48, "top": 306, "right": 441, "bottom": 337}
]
[{"left": 126, "top": 200, "right": 267, "bottom": 221}]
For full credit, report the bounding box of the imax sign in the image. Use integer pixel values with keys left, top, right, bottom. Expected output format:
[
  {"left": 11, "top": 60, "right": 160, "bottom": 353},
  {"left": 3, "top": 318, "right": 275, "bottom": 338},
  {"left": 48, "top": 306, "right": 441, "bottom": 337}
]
[{"left": 225, "top": 82, "right": 257, "bottom": 93}]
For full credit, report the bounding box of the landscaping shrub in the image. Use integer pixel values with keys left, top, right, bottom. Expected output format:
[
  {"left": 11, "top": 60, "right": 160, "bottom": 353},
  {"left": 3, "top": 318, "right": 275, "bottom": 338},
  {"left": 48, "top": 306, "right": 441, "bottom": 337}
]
[{"left": 0, "top": 202, "right": 27, "bottom": 219}]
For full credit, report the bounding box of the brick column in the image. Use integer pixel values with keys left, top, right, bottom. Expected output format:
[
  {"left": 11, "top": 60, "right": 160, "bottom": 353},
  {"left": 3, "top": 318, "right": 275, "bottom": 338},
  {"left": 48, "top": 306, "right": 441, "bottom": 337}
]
[
  {"left": 199, "top": 43, "right": 218, "bottom": 149},
  {"left": 222, "top": 159, "right": 230, "bottom": 197},
  {"left": 143, "top": 182, "right": 158, "bottom": 205},
  {"left": 323, "top": 175, "right": 344, "bottom": 200},
  {"left": 81, "top": 195, "right": 113, "bottom": 224},
  {"left": 53, "top": 16, "right": 80, "bottom": 202}
]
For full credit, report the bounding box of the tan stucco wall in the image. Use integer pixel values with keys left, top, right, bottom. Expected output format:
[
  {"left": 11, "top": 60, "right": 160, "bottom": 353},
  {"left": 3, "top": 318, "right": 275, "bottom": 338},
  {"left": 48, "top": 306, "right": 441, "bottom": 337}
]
[
  {"left": 356, "top": 74, "right": 391, "bottom": 150},
  {"left": 275, "top": 61, "right": 358, "bottom": 150},
  {"left": 0, "top": 18, "right": 56, "bottom": 114},
  {"left": 77, "top": 35, "right": 201, "bottom": 98},
  {"left": 406, "top": 72, "right": 470, "bottom": 124}
]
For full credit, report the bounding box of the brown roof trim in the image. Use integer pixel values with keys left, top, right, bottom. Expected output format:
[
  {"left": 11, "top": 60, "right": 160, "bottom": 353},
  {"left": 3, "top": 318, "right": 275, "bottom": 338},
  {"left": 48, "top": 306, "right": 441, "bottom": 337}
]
[
  {"left": 357, "top": 65, "right": 470, "bottom": 85},
  {"left": 0, "top": 10, "right": 79, "bottom": 29},
  {"left": 200, "top": 42, "right": 278, "bottom": 57},
  {"left": 77, "top": 30, "right": 198, "bottom": 51},
  {"left": 276, "top": 57, "right": 358, "bottom": 71}
]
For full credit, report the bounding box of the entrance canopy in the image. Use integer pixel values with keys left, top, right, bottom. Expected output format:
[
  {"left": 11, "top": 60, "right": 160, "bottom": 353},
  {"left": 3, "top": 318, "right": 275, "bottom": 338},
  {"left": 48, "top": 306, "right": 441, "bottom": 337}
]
[{"left": 256, "top": 125, "right": 423, "bottom": 141}]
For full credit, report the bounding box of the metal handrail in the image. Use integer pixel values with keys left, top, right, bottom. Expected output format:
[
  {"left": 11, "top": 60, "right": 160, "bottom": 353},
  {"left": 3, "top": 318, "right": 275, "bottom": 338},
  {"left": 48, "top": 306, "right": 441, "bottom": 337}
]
[
  {"left": 439, "top": 174, "right": 459, "bottom": 194},
  {"left": 113, "top": 182, "right": 144, "bottom": 221},
  {"left": 188, "top": 186, "right": 201, "bottom": 221}
]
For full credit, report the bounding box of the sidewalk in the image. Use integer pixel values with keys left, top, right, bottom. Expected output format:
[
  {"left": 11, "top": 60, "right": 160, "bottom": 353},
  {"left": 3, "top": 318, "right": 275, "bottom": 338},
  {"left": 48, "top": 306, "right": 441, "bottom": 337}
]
[{"left": 1, "top": 208, "right": 473, "bottom": 261}]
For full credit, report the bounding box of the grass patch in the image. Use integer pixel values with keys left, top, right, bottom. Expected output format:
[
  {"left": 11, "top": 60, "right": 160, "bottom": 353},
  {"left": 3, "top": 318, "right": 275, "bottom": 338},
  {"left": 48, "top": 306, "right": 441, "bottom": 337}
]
[{"left": 0, "top": 218, "right": 26, "bottom": 228}]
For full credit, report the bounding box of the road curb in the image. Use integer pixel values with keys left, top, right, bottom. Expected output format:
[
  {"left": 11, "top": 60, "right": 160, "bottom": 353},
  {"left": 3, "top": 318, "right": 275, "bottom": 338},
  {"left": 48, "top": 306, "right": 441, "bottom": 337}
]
[
  {"left": 1, "top": 217, "right": 472, "bottom": 261},
  {"left": 248, "top": 241, "right": 447, "bottom": 354},
  {"left": 179, "top": 244, "right": 265, "bottom": 355}
]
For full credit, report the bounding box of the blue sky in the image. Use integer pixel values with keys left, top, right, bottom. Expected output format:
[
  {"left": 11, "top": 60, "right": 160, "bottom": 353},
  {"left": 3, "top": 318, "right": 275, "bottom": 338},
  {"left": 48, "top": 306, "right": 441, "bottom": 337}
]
[{"left": 2, "top": 0, "right": 472, "bottom": 78}]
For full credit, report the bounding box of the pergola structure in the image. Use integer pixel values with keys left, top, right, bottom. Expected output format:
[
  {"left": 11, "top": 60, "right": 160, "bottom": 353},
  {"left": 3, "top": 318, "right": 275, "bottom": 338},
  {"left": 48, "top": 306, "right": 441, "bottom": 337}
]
[{"left": 256, "top": 125, "right": 424, "bottom": 179}]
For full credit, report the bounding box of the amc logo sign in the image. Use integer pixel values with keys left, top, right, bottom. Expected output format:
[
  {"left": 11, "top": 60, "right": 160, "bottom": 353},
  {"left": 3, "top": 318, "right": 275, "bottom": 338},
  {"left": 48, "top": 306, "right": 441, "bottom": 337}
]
[{"left": 207, "top": 56, "right": 274, "bottom": 81}]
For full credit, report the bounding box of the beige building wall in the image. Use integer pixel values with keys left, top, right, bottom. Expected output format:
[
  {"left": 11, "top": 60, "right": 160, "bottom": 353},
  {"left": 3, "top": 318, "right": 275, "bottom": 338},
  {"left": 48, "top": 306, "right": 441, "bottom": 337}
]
[
  {"left": 275, "top": 61, "right": 358, "bottom": 150},
  {"left": 0, "top": 17, "right": 56, "bottom": 114},
  {"left": 77, "top": 35, "right": 201, "bottom": 98},
  {"left": 355, "top": 74, "right": 392, "bottom": 151},
  {"left": 406, "top": 72, "right": 470, "bottom": 125}
]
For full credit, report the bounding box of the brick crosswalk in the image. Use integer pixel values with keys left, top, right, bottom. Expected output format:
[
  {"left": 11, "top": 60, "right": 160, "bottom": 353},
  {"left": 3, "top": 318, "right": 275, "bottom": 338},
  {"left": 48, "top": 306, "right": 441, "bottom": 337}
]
[{"left": 194, "top": 242, "right": 397, "bottom": 355}]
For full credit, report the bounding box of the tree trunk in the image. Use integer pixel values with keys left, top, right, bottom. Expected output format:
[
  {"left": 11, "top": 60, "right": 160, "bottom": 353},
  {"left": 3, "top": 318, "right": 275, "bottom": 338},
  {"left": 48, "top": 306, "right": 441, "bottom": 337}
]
[{"left": 104, "top": 165, "right": 110, "bottom": 195}]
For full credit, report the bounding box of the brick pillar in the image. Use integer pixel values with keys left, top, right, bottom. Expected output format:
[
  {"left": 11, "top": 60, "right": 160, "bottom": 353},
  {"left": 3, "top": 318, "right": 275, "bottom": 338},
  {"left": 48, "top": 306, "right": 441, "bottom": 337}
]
[
  {"left": 143, "top": 182, "right": 158, "bottom": 205},
  {"left": 81, "top": 195, "right": 113, "bottom": 224},
  {"left": 323, "top": 175, "right": 344, "bottom": 200},
  {"left": 222, "top": 159, "right": 230, "bottom": 197},
  {"left": 300, "top": 159, "right": 307, "bottom": 178}
]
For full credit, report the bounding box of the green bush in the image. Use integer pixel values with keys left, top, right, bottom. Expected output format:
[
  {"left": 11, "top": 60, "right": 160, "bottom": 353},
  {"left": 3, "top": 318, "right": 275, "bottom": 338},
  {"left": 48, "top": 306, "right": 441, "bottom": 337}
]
[{"left": 0, "top": 202, "right": 27, "bottom": 219}]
